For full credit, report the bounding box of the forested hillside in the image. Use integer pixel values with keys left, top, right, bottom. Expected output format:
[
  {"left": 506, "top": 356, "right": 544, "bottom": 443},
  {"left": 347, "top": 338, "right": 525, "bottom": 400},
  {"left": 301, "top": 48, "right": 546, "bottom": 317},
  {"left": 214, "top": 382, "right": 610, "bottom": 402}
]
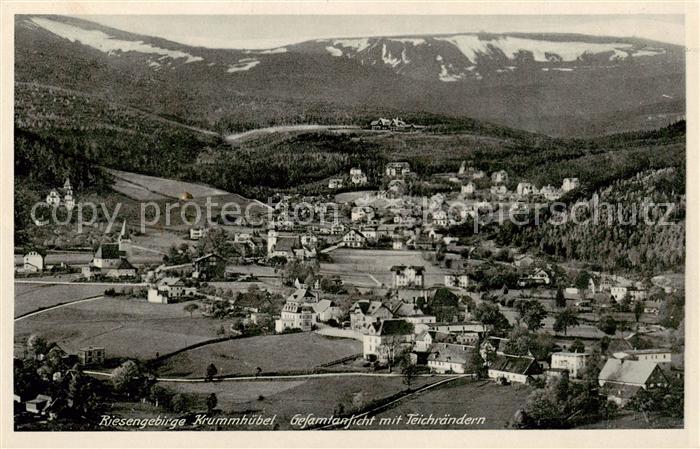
[{"left": 493, "top": 167, "right": 685, "bottom": 274}]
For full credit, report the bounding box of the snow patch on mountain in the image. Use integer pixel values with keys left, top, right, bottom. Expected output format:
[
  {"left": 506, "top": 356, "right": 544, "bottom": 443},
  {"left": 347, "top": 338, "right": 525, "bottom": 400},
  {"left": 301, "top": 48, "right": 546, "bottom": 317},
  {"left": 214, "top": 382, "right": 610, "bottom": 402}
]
[
  {"left": 227, "top": 58, "right": 260, "bottom": 73},
  {"left": 30, "top": 17, "right": 204, "bottom": 63},
  {"left": 436, "top": 34, "right": 661, "bottom": 63},
  {"left": 332, "top": 38, "right": 371, "bottom": 53},
  {"left": 247, "top": 47, "right": 287, "bottom": 54},
  {"left": 326, "top": 46, "right": 343, "bottom": 57},
  {"left": 381, "top": 44, "right": 401, "bottom": 67},
  {"left": 390, "top": 38, "right": 426, "bottom": 46}
]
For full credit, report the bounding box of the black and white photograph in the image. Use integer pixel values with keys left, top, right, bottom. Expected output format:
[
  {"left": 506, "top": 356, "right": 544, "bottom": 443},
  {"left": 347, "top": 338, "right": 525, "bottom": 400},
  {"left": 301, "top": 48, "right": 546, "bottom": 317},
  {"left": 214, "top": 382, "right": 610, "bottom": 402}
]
[{"left": 4, "top": 1, "right": 695, "bottom": 445}]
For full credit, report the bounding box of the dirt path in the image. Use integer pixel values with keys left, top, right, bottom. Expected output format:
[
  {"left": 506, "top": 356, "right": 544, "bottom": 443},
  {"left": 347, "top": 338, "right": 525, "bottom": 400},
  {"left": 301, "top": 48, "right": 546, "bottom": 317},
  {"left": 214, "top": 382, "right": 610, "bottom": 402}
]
[
  {"left": 14, "top": 295, "right": 105, "bottom": 321},
  {"left": 225, "top": 125, "right": 360, "bottom": 144}
]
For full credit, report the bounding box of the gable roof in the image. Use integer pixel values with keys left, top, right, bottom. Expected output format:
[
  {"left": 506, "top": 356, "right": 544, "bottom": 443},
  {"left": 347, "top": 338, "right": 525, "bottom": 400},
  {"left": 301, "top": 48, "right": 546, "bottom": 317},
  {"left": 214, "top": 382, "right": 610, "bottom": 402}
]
[
  {"left": 352, "top": 300, "right": 391, "bottom": 316},
  {"left": 390, "top": 265, "right": 425, "bottom": 273},
  {"left": 274, "top": 236, "right": 301, "bottom": 253},
  {"left": 369, "top": 319, "right": 414, "bottom": 336},
  {"left": 311, "top": 299, "right": 336, "bottom": 313},
  {"left": 429, "top": 343, "right": 476, "bottom": 365},
  {"left": 598, "top": 358, "right": 665, "bottom": 385},
  {"left": 288, "top": 289, "right": 316, "bottom": 303},
  {"left": 490, "top": 354, "right": 541, "bottom": 375}
]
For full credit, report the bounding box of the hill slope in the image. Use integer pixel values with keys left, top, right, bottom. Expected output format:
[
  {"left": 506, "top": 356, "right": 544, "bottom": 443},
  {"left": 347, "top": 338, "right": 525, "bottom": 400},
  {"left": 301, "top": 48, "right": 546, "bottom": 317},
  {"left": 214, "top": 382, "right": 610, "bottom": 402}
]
[{"left": 15, "top": 15, "right": 685, "bottom": 136}]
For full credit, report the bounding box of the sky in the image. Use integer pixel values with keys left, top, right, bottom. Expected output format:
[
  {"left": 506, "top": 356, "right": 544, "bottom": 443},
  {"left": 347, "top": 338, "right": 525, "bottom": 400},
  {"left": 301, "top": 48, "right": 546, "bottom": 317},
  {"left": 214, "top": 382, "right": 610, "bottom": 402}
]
[{"left": 73, "top": 15, "right": 685, "bottom": 49}]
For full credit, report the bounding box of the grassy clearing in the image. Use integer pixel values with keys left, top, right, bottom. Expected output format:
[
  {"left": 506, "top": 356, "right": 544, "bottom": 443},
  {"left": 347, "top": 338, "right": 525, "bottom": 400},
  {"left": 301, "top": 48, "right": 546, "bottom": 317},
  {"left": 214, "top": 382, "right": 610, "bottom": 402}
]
[
  {"left": 107, "top": 168, "right": 228, "bottom": 200},
  {"left": 163, "top": 376, "right": 433, "bottom": 429},
  {"left": 14, "top": 283, "right": 113, "bottom": 318},
  {"left": 321, "top": 248, "right": 450, "bottom": 287},
  {"left": 370, "top": 378, "right": 531, "bottom": 429},
  {"left": 14, "top": 297, "right": 221, "bottom": 360},
  {"left": 156, "top": 333, "right": 362, "bottom": 378}
]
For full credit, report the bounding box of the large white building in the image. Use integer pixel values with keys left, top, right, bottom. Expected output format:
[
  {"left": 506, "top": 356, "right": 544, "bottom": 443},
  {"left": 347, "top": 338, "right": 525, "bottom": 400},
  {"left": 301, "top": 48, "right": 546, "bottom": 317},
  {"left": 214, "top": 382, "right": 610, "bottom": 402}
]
[
  {"left": 390, "top": 265, "right": 425, "bottom": 288},
  {"left": 550, "top": 352, "right": 590, "bottom": 378}
]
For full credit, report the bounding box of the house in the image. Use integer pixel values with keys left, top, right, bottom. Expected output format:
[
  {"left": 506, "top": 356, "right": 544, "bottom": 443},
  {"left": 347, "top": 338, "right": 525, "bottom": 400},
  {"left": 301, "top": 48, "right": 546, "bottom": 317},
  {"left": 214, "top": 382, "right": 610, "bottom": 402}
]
[
  {"left": 480, "top": 336, "right": 509, "bottom": 360},
  {"left": 82, "top": 244, "right": 136, "bottom": 279},
  {"left": 540, "top": 185, "right": 562, "bottom": 201},
  {"left": 311, "top": 299, "right": 342, "bottom": 322},
  {"left": 77, "top": 346, "right": 105, "bottom": 366},
  {"left": 192, "top": 253, "right": 226, "bottom": 280},
  {"left": 370, "top": 117, "right": 392, "bottom": 130},
  {"left": 491, "top": 170, "right": 508, "bottom": 184},
  {"left": 23, "top": 251, "right": 45, "bottom": 272},
  {"left": 190, "top": 227, "right": 206, "bottom": 240},
  {"left": 444, "top": 274, "right": 469, "bottom": 289},
  {"left": 328, "top": 178, "right": 344, "bottom": 189},
  {"left": 517, "top": 268, "right": 551, "bottom": 287},
  {"left": 148, "top": 277, "right": 197, "bottom": 304},
  {"left": 488, "top": 354, "right": 542, "bottom": 384},
  {"left": 350, "top": 300, "right": 394, "bottom": 331},
  {"left": 598, "top": 358, "right": 669, "bottom": 405},
  {"left": 274, "top": 301, "right": 317, "bottom": 333},
  {"left": 461, "top": 182, "right": 475, "bottom": 195},
  {"left": 267, "top": 230, "right": 303, "bottom": 260},
  {"left": 385, "top": 162, "right": 411, "bottom": 177},
  {"left": 26, "top": 394, "right": 53, "bottom": 414},
  {"left": 562, "top": 178, "right": 580, "bottom": 192},
  {"left": 516, "top": 182, "right": 536, "bottom": 196},
  {"left": 550, "top": 352, "right": 590, "bottom": 379},
  {"left": 391, "top": 265, "right": 425, "bottom": 288},
  {"left": 46, "top": 189, "right": 61, "bottom": 207},
  {"left": 430, "top": 210, "right": 448, "bottom": 227},
  {"left": 351, "top": 206, "right": 375, "bottom": 222},
  {"left": 428, "top": 343, "right": 478, "bottom": 374},
  {"left": 342, "top": 229, "right": 367, "bottom": 248},
  {"left": 350, "top": 167, "right": 368, "bottom": 185},
  {"left": 362, "top": 319, "right": 414, "bottom": 361},
  {"left": 613, "top": 349, "right": 672, "bottom": 369}
]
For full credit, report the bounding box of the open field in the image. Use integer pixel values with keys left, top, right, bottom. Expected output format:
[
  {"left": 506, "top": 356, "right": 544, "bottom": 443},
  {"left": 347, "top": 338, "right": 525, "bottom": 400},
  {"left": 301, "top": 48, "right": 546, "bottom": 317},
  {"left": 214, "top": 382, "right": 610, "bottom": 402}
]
[
  {"left": 163, "top": 376, "right": 434, "bottom": 429},
  {"left": 370, "top": 378, "right": 531, "bottom": 429},
  {"left": 321, "top": 248, "right": 451, "bottom": 287},
  {"left": 156, "top": 333, "right": 362, "bottom": 378},
  {"left": 14, "top": 297, "right": 221, "bottom": 360},
  {"left": 14, "top": 282, "right": 114, "bottom": 318},
  {"left": 107, "top": 168, "right": 229, "bottom": 200}
]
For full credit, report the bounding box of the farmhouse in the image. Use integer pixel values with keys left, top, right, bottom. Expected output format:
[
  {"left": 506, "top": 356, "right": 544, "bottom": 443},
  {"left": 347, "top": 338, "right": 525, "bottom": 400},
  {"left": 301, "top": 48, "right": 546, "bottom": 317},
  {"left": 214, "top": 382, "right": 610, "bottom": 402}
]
[
  {"left": 428, "top": 343, "right": 478, "bottom": 374},
  {"left": 488, "top": 354, "right": 542, "bottom": 384},
  {"left": 598, "top": 358, "right": 669, "bottom": 405},
  {"left": 370, "top": 118, "right": 392, "bottom": 130},
  {"left": 350, "top": 300, "right": 394, "bottom": 331},
  {"left": 77, "top": 346, "right": 105, "bottom": 367},
  {"left": 550, "top": 352, "right": 590, "bottom": 379},
  {"left": 311, "top": 299, "right": 342, "bottom": 322},
  {"left": 148, "top": 277, "right": 197, "bottom": 304},
  {"left": 517, "top": 268, "right": 551, "bottom": 287},
  {"left": 540, "top": 185, "right": 562, "bottom": 201},
  {"left": 513, "top": 254, "right": 535, "bottom": 268},
  {"left": 22, "top": 251, "right": 45, "bottom": 272},
  {"left": 192, "top": 253, "right": 227, "bottom": 280},
  {"left": 362, "top": 319, "right": 414, "bottom": 361},
  {"left": 189, "top": 227, "right": 206, "bottom": 240},
  {"left": 391, "top": 265, "right": 425, "bottom": 288},
  {"left": 613, "top": 349, "right": 672, "bottom": 369},
  {"left": 342, "top": 229, "right": 367, "bottom": 248}
]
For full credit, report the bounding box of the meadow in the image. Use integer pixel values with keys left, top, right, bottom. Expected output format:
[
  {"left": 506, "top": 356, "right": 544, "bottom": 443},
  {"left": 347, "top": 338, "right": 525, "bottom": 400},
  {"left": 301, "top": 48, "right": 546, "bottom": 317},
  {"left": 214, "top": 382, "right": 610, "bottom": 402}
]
[
  {"left": 14, "top": 282, "right": 112, "bottom": 318},
  {"left": 155, "top": 332, "right": 362, "bottom": 378}
]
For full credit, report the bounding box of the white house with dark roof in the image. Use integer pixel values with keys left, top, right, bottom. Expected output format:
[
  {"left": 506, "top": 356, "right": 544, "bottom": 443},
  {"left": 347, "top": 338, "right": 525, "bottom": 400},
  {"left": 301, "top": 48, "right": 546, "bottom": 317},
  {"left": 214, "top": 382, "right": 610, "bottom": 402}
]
[
  {"left": 391, "top": 265, "right": 425, "bottom": 288},
  {"left": 428, "top": 343, "right": 478, "bottom": 374},
  {"left": 550, "top": 352, "right": 590, "bottom": 379},
  {"left": 488, "top": 354, "right": 542, "bottom": 384},
  {"left": 598, "top": 358, "right": 669, "bottom": 405},
  {"left": 362, "top": 319, "right": 414, "bottom": 361}
]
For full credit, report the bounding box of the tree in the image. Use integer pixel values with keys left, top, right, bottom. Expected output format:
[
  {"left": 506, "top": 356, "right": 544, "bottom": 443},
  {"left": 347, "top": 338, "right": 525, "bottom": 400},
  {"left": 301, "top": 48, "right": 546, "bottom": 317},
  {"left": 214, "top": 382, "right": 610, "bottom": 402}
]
[
  {"left": 555, "top": 287, "right": 566, "bottom": 308},
  {"left": 598, "top": 315, "right": 618, "bottom": 336},
  {"left": 473, "top": 302, "right": 511, "bottom": 334},
  {"left": 518, "top": 300, "right": 547, "bottom": 331},
  {"left": 184, "top": 303, "right": 199, "bottom": 318},
  {"left": 471, "top": 349, "right": 488, "bottom": 378},
  {"left": 206, "top": 363, "right": 218, "bottom": 382},
  {"left": 112, "top": 360, "right": 142, "bottom": 398},
  {"left": 569, "top": 339, "right": 585, "bottom": 353},
  {"left": 599, "top": 335, "right": 611, "bottom": 353},
  {"left": 170, "top": 393, "right": 191, "bottom": 413},
  {"left": 206, "top": 393, "right": 218, "bottom": 413},
  {"left": 553, "top": 308, "right": 581, "bottom": 336},
  {"left": 633, "top": 300, "right": 644, "bottom": 323},
  {"left": 26, "top": 334, "right": 48, "bottom": 357},
  {"left": 399, "top": 353, "right": 418, "bottom": 391}
]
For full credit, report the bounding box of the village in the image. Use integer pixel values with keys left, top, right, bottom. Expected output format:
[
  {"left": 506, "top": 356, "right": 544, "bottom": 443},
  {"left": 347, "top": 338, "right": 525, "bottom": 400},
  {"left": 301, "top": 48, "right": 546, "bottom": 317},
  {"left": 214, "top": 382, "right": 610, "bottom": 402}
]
[{"left": 13, "top": 143, "right": 684, "bottom": 429}]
